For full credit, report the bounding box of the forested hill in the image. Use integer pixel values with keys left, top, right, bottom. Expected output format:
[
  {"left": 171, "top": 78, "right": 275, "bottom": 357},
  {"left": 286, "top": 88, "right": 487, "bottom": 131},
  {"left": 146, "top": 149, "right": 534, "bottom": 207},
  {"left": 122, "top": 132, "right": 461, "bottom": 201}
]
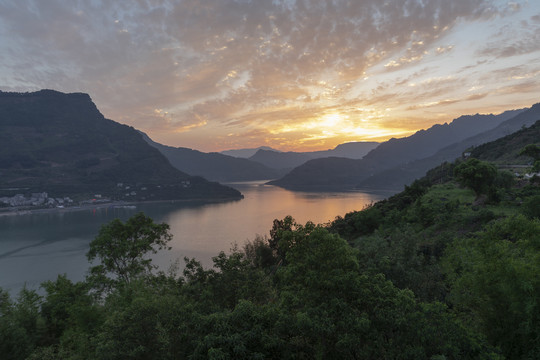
[
  {"left": 1, "top": 120, "right": 539, "bottom": 359},
  {"left": 470, "top": 119, "right": 540, "bottom": 163},
  {"left": 358, "top": 104, "right": 540, "bottom": 190},
  {"left": 270, "top": 107, "right": 527, "bottom": 190},
  {"left": 0, "top": 90, "right": 241, "bottom": 201}
]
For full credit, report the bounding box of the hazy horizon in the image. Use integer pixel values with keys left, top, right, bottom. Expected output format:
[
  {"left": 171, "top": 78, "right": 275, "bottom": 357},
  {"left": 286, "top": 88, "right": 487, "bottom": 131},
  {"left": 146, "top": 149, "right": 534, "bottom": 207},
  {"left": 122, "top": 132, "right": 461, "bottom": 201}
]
[{"left": 1, "top": 0, "right": 539, "bottom": 152}]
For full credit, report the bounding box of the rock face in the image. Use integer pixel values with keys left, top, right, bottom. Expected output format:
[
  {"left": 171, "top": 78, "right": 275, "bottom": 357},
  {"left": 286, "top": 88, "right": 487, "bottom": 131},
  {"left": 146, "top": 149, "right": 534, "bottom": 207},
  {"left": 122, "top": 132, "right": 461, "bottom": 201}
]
[{"left": 0, "top": 89, "right": 242, "bottom": 201}]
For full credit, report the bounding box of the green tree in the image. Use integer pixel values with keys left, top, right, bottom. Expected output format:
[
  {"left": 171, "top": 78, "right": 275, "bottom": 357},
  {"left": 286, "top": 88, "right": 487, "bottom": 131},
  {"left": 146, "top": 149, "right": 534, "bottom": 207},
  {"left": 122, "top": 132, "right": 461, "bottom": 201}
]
[
  {"left": 86, "top": 280, "right": 195, "bottom": 360},
  {"left": 39, "top": 274, "right": 102, "bottom": 354},
  {"left": 275, "top": 220, "right": 494, "bottom": 359},
  {"left": 444, "top": 215, "right": 540, "bottom": 359},
  {"left": 0, "top": 287, "right": 44, "bottom": 360},
  {"left": 268, "top": 215, "right": 315, "bottom": 265},
  {"left": 519, "top": 144, "right": 540, "bottom": 161},
  {"left": 87, "top": 213, "right": 172, "bottom": 289},
  {"left": 522, "top": 194, "right": 540, "bottom": 219},
  {"left": 520, "top": 144, "right": 540, "bottom": 172},
  {"left": 453, "top": 158, "right": 497, "bottom": 198}
]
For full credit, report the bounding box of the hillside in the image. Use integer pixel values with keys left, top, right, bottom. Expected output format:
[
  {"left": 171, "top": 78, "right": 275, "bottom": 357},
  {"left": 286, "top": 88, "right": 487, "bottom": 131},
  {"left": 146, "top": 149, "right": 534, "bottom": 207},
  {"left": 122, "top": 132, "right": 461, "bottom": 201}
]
[
  {"left": 3, "top": 120, "right": 539, "bottom": 359},
  {"left": 315, "top": 141, "right": 379, "bottom": 158},
  {"left": 0, "top": 90, "right": 242, "bottom": 202},
  {"left": 358, "top": 104, "right": 540, "bottom": 190},
  {"left": 470, "top": 117, "right": 540, "bottom": 163},
  {"left": 270, "top": 108, "right": 527, "bottom": 190},
  {"left": 248, "top": 141, "right": 379, "bottom": 170},
  {"left": 220, "top": 146, "right": 278, "bottom": 158},
  {"left": 143, "top": 134, "right": 285, "bottom": 182},
  {"left": 326, "top": 124, "right": 540, "bottom": 359},
  {"left": 248, "top": 149, "right": 314, "bottom": 170}
]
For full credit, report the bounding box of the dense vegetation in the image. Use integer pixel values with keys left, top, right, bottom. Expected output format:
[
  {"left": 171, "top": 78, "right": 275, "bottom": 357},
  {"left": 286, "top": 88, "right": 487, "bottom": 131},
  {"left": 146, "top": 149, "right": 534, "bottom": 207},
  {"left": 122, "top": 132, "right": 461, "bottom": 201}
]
[
  {"left": 1, "top": 123, "right": 539, "bottom": 358},
  {"left": 2, "top": 168, "right": 539, "bottom": 358}
]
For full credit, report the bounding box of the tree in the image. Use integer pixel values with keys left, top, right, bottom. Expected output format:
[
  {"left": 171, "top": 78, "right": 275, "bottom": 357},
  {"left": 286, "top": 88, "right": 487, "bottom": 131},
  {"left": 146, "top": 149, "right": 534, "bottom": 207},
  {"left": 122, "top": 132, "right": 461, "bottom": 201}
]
[
  {"left": 39, "top": 275, "right": 102, "bottom": 348},
  {"left": 0, "top": 287, "right": 44, "bottom": 360},
  {"left": 275, "top": 222, "right": 495, "bottom": 359},
  {"left": 86, "top": 213, "right": 172, "bottom": 288},
  {"left": 520, "top": 144, "right": 540, "bottom": 172},
  {"left": 444, "top": 216, "right": 540, "bottom": 359},
  {"left": 522, "top": 195, "right": 540, "bottom": 219},
  {"left": 453, "top": 158, "right": 497, "bottom": 198},
  {"left": 519, "top": 144, "right": 540, "bottom": 161}
]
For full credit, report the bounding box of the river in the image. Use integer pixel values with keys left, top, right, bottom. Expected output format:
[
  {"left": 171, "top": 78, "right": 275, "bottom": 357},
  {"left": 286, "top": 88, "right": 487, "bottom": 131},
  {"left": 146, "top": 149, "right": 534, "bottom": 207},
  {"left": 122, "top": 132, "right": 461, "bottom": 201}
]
[{"left": 0, "top": 181, "right": 392, "bottom": 294}]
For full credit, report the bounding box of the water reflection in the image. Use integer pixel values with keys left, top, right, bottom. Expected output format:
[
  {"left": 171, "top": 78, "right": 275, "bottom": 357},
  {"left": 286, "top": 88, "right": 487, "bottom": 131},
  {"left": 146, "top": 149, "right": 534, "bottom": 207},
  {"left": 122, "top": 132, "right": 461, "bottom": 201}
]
[{"left": 0, "top": 183, "right": 391, "bottom": 294}]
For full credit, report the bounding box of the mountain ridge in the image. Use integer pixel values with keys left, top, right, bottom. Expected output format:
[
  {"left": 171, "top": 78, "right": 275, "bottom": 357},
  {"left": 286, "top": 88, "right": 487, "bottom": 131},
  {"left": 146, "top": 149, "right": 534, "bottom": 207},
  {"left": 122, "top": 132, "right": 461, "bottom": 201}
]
[
  {"left": 248, "top": 141, "right": 379, "bottom": 170},
  {"left": 269, "top": 107, "right": 528, "bottom": 190},
  {"left": 0, "top": 89, "right": 242, "bottom": 202},
  {"left": 358, "top": 104, "right": 540, "bottom": 190},
  {"left": 142, "top": 134, "right": 286, "bottom": 182}
]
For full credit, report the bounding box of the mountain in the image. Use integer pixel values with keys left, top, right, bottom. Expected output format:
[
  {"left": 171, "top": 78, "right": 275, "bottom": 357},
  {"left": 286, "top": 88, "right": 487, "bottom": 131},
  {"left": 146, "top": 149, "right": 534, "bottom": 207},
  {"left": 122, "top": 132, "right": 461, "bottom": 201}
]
[
  {"left": 359, "top": 109, "right": 523, "bottom": 169},
  {"left": 220, "top": 146, "right": 278, "bottom": 158},
  {"left": 470, "top": 119, "right": 540, "bottom": 163},
  {"left": 248, "top": 142, "right": 380, "bottom": 170},
  {"left": 142, "top": 134, "right": 285, "bottom": 182},
  {"left": 0, "top": 90, "right": 242, "bottom": 201},
  {"left": 269, "top": 108, "right": 526, "bottom": 190},
  {"left": 311, "top": 141, "right": 379, "bottom": 159},
  {"left": 249, "top": 150, "right": 314, "bottom": 170},
  {"left": 358, "top": 104, "right": 540, "bottom": 190}
]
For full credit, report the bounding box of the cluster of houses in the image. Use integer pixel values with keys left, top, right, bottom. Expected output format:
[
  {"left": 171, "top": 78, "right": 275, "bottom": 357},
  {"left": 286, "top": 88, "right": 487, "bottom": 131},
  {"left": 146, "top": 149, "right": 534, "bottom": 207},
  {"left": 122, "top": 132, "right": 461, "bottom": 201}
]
[
  {"left": 0, "top": 180, "right": 195, "bottom": 210},
  {"left": 0, "top": 192, "right": 74, "bottom": 208}
]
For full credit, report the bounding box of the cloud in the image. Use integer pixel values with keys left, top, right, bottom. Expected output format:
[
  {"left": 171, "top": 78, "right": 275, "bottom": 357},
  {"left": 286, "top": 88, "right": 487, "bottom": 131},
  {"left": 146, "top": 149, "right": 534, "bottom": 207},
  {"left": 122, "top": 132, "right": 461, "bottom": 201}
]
[
  {"left": 477, "top": 11, "right": 540, "bottom": 58},
  {"left": 2, "top": 0, "right": 537, "bottom": 151}
]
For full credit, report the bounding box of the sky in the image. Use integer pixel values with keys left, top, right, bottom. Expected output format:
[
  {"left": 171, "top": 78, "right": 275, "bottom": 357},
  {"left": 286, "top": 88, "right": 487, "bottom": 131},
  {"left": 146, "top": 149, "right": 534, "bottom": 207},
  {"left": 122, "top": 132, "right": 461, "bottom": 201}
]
[{"left": 0, "top": 0, "right": 539, "bottom": 152}]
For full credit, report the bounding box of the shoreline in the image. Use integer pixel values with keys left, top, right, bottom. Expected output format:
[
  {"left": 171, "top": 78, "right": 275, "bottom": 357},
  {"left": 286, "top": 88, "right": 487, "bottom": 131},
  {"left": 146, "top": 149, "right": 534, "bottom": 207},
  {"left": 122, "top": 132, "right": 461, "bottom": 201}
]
[{"left": 0, "top": 196, "right": 243, "bottom": 217}]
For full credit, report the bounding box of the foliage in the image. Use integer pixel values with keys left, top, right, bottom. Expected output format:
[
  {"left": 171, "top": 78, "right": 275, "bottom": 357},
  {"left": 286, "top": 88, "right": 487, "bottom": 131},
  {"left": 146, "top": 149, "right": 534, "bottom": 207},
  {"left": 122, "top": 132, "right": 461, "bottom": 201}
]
[
  {"left": 444, "top": 216, "right": 540, "bottom": 359},
  {"left": 0, "top": 288, "right": 43, "bottom": 360},
  {"left": 521, "top": 194, "right": 540, "bottom": 219},
  {"left": 453, "top": 158, "right": 498, "bottom": 198},
  {"left": 519, "top": 144, "right": 540, "bottom": 173},
  {"left": 86, "top": 212, "right": 172, "bottom": 289},
  {"left": 519, "top": 144, "right": 540, "bottom": 161},
  {"left": 3, "top": 166, "right": 539, "bottom": 359}
]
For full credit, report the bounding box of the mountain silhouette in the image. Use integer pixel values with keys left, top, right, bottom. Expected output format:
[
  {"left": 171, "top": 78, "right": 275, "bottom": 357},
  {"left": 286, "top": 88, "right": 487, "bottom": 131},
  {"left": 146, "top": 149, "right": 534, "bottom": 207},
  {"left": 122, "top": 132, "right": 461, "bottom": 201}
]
[
  {"left": 142, "top": 134, "right": 285, "bottom": 182},
  {"left": 358, "top": 104, "right": 540, "bottom": 190},
  {"left": 269, "top": 108, "right": 526, "bottom": 190},
  {"left": 0, "top": 90, "right": 242, "bottom": 201}
]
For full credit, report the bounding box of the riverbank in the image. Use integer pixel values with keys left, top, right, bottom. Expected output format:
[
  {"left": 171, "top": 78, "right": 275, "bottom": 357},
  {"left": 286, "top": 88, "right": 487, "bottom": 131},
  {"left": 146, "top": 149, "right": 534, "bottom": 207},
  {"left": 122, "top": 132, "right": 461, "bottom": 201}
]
[{"left": 0, "top": 196, "right": 243, "bottom": 217}]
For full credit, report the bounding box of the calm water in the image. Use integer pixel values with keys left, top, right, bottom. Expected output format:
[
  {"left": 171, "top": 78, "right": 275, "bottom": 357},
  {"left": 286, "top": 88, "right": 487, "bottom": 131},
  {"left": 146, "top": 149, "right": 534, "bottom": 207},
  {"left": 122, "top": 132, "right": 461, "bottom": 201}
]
[{"left": 0, "top": 182, "right": 391, "bottom": 294}]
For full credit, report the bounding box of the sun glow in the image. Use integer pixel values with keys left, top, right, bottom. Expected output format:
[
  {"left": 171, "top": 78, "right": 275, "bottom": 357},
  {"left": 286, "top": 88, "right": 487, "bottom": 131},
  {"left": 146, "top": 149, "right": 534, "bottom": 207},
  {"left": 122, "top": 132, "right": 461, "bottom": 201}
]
[
  {"left": 266, "top": 107, "right": 414, "bottom": 149},
  {"left": 319, "top": 113, "right": 343, "bottom": 128}
]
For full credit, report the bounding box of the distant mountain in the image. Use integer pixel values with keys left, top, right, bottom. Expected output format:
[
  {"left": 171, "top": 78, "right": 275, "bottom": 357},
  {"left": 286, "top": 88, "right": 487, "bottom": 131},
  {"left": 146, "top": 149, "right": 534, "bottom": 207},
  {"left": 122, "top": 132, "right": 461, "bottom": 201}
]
[
  {"left": 312, "top": 141, "right": 379, "bottom": 159},
  {"left": 143, "top": 134, "right": 285, "bottom": 182},
  {"left": 220, "top": 146, "right": 278, "bottom": 158},
  {"left": 0, "top": 90, "right": 242, "bottom": 201},
  {"left": 269, "top": 108, "right": 526, "bottom": 190},
  {"left": 358, "top": 104, "right": 540, "bottom": 190},
  {"left": 360, "top": 109, "right": 523, "bottom": 169},
  {"left": 248, "top": 142, "right": 379, "bottom": 170},
  {"left": 249, "top": 150, "right": 314, "bottom": 170}
]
